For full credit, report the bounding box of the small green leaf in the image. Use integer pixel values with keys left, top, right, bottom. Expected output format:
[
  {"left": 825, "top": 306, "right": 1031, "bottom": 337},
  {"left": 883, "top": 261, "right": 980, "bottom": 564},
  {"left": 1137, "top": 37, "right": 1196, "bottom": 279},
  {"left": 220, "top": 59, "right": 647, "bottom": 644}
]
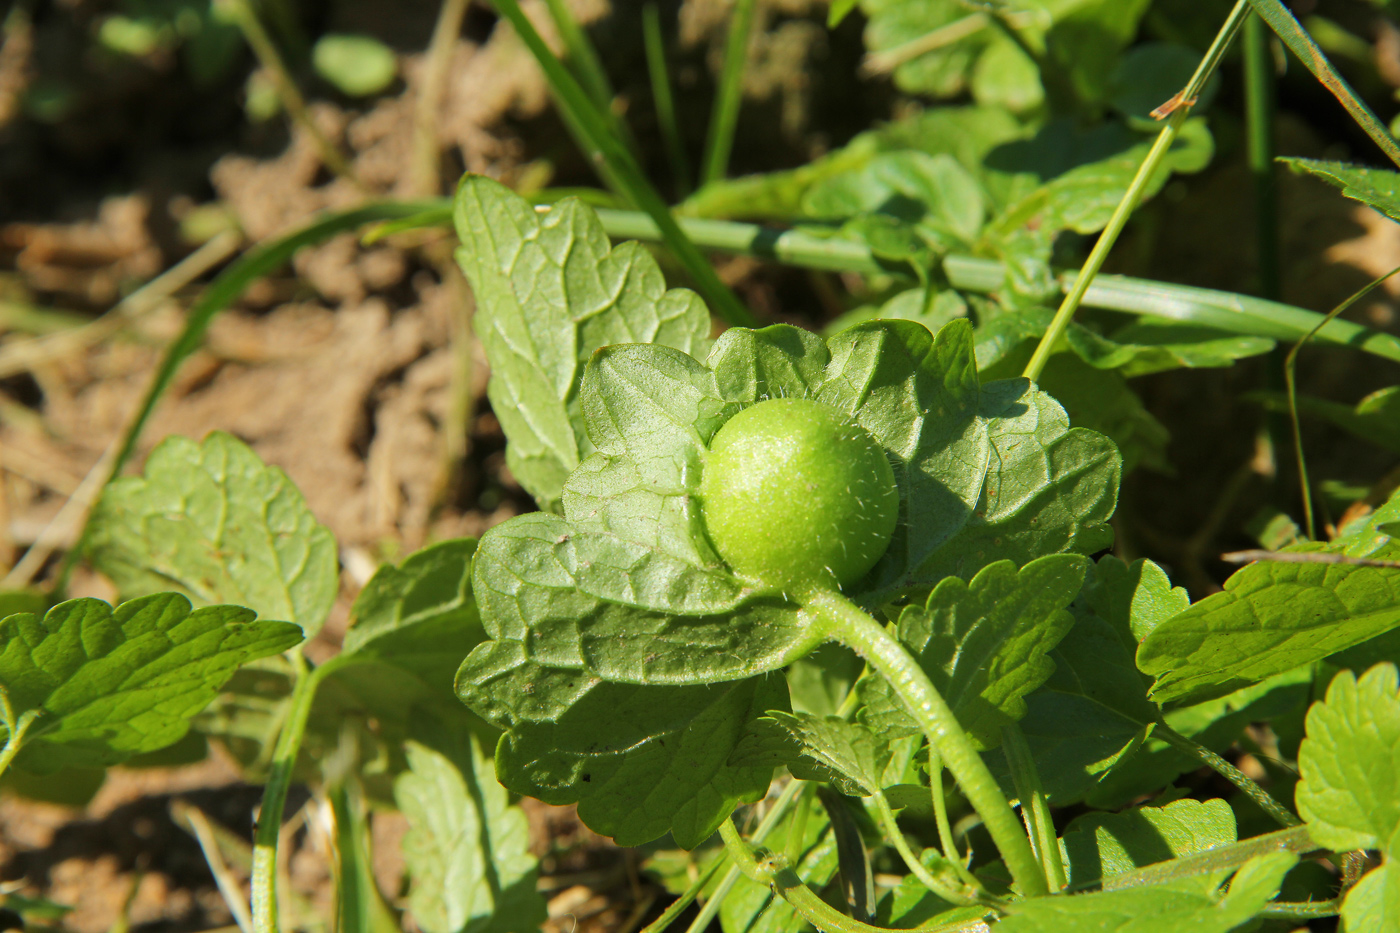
[
  {"left": 1085, "top": 666, "right": 1312, "bottom": 811},
  {"left": 802, "top": 152, "right": 986, "bottom": 246},
  {"left": 1342, "top": 860, "right": 1400, "bottom": 931},
  {"left": 1081, "top": 555, "right": 1189, "bottom": 645},
  {"left": 0, "top": 594, "right": 302, "bottom": 771},
  {"left": 342, "top": 539, "right": 481, "bottom": 688},
  {"left": 995, "top": 851, "right": 1295, "bottom": 932},
  {"left": 862, "top": 554, "right": 1087, "bottom": 749},
  {"left": 1138, "top": 496, "right": 1400, "bottom": 705},
  {"left": 396, "top": 737, "right": 546, "bottom": 933},
  {"left": 312, "top": 34, "right": 397, "bottom": 97},
  {"left": 732, "top": 711, "right": 889, "bottom": 797},
  {"left": 1060, "top": 798, "right": 1237, "bottom": 892},
  {"left": 454, "top": 176, "right": 712, "bottom": 512},
  {"left": 718, "top": 794, "right": 839, "bottom": 933},
  {"left": 1283, "top": 157, "right": 1400, "bottom": 224},
  {"left": 983, "top": 593, "right": 1159, "bottom": 804},
  {"left": 907, "top": 379, "right": 1121, "bottom": 587},
  {"left": 1296, "top": 663, "right": 1400, "bottom": 854},
  {"left": 88, "top": 432, "right": 338, "bottom": 639},
  {"left": 828, "top": 0, "right": 859, "bottom": 27}
]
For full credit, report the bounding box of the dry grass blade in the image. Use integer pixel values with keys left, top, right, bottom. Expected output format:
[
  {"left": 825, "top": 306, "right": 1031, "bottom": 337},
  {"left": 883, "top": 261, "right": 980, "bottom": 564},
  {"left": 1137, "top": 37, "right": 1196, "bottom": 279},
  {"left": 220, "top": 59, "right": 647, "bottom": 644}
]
[
  {"left": 1222, "top": 549, "right": 1400, "bottom": 569},
  {"left": 0, "top": 230, "right": 242, "bottom": 380},
  {"left": 173, "top": 801, "right": 255, "bottom": 933}
]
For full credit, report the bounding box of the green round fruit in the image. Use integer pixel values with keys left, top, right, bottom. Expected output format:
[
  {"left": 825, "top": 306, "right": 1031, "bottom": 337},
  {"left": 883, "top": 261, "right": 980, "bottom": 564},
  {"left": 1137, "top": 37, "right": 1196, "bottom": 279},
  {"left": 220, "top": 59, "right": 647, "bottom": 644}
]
[{"left": 699, "top": 397, "right": 899, "bottom": 593}]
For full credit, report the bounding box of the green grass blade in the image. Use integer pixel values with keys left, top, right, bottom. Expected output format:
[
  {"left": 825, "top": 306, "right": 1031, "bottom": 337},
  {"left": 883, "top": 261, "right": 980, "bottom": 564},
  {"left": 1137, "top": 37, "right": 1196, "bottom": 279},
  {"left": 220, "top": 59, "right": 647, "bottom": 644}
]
[
  {"left": 644, "top": 3, "right": 692, "bottom": 198},
  {"left": 541, "top": 0, "right": 615, "bottom": 112},
  {"left": 488, "top": 0, "right": 756, "bottom": 327},
  {"left": 700, "top": 0, "right": 758, "bottom": 186},
  {"left": 586, "top": 208, "right": 1400, "bottom": 362},
  {"left": 1247, "top": 0, "right": 1400, "bottom": 169}
]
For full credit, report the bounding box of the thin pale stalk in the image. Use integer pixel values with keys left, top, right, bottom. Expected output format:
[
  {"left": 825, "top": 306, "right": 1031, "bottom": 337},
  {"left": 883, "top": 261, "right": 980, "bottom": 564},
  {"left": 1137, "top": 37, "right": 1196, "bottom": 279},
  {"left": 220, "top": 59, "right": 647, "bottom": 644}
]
[
  {"left": 1259, "top": 899, "right": 1341, "bottom": 919},
  {"left": 1153, "top": 722, "right": 1300, "bottom": 829},
  {"left": 488, "top": 0, "right": 755, "bottom": 327},
  {"left": 1000, "top": 724, "right": 1066, "bottom": 892},
  {"left": 0, "top": 708, "right": 40, "bottom": 781},
  {"left": 871, "top": 790, "right": 985, "bottom": 906},
  {"left": 671, "top": 779, "right": 806, "bottom": 933},
  {"left": 180, "top": 804, "right": 255, "bottom": 933},
  {"left": 643, "top": 3, "right": 692, "bottom": 198},
  {"left": 1102, "top": 824, "right": 1315, "bottom": 891},
  {"left": 1247, "top": 0, "right": 1400, "bottom": 169},
  {"left": 0, "top": 230, "right": 242, "bottom": 380},
  {"left": 802, "top": 588, "right": 1048, "bottom": 898},
  {"left": 215, "top": 0, "right": 364, "bottom": 192},
  {"left": 701, "top": 0, "right": 757, "bottom": 186},
  {"left": 1022, "top": 0, "right": 1252, "bottom": 383},
  {"left": 1285, "top": 263, "right": 1400, "bottom": 538},
  {"left": 410, "top": 0, "right": 471, "bottom": 198},
  {"left": 252, "top": 655, "right": 330, "bottom": 933}
]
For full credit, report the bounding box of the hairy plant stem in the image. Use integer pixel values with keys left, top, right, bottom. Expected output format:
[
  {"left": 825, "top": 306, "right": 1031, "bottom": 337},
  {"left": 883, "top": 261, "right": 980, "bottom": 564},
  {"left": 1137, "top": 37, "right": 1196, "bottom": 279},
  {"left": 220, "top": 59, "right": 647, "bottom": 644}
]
[
  {"left": 1000, "top": 724, "right": 1066, "bottom": 892},
  {"left": 660, "top": 778, "right": 806, "bottom": 933},
  {"left": 719, "top": 819, "right": 992, "bottom": 933},
  {"left": 871, "top": 790, "right": 987, "bottom": 906},
  {"left": 1021, "top": 0, "right": 1252, "bottom": 383},
  {"left": 252, "top": 654, "right": 336, "bottom": 933},
  {"left": 1152, "top": 722, "right": 1300, "bottom": 829},
  {"left": 802, "top": 588, "right": 1048, "bottom": 898}
]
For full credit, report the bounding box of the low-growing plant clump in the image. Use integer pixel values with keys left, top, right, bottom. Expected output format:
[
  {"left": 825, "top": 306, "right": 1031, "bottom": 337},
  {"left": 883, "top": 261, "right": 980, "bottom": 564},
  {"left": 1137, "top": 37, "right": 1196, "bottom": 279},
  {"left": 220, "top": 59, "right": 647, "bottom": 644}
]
[{"left": 8, "top": 1, "right": 1400, "bottom": 932}]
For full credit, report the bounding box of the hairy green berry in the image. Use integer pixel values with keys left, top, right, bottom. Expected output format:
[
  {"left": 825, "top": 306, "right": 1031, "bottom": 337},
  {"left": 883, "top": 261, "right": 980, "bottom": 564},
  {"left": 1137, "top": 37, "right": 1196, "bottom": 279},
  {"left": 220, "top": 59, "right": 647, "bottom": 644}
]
[{"left": 699, "top": 397, "right": 899, "bottom": 594}]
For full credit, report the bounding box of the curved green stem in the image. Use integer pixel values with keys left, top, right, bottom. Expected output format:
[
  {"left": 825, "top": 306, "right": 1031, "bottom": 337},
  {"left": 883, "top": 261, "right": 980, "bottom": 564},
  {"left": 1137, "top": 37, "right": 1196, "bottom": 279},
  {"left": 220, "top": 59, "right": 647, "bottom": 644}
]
[
  {"left": 801, "top": 588, "right": 1048, "bottom": 898},
  {"left": 252, "top": 654, "right": 331, "bottom": 933},
  {"left": 1153, "top": 723, "right": 1300, "bottom": 829},
  {"left": 871, "top": 790, "right": 987, "bottom": 906},
  {"left": 926, "top": 747, "right": 978, "bottom": 890},
  {"left": 1021, "top": 0, "right": 1252, "bottom": 383},
  {"left": 1000, "top": 724, "right": 1066, "bottom": 892},
  {"left": 1102, "top": 824, "right": 1315, "bottom": 892},
  {"left": 670, "top": 778, "right": 806, "bottom": 933}
]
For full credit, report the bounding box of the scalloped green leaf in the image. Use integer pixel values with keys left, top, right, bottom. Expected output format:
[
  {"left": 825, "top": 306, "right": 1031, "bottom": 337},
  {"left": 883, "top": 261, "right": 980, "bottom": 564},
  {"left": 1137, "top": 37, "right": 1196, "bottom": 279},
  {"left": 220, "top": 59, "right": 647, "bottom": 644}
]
[
  {"left": 489, "top": 672, "right": 786, "bottom": 849},
  {"left": 1296, "top": 663, "right": 1400, "bottom": 854},
  {"left": 454, "top": 175, "right": 712, "bottom": 512},
  {"left": 1139, "top": 496, "right": 1400, "bottom": 705},
  {"left": 87, "top": 431, "right": 338, "bottom": 639},
  {"left": 0, "top": 594, "right": 302, "bottom": 771},
  {"left": 1342, "top": 861, "right": 1400, "bottom": 932},
  {"left": 861, "top": 554, "right": 1087, "bottom": 750}
]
